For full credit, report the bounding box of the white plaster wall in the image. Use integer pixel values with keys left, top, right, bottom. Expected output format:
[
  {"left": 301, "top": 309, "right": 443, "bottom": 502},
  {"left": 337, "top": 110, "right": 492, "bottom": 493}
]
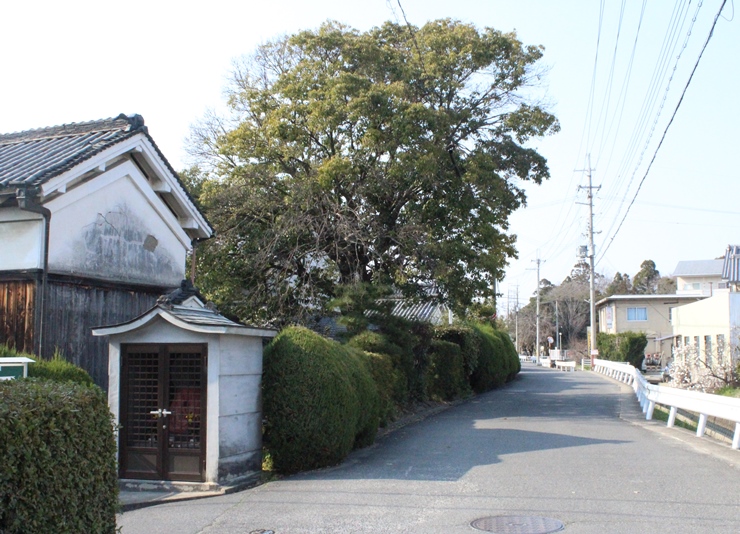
[
  {"left": 46, "top": 161, "right": 187, "bottom": 286},
  {"left": 673, "top": 293, "right": 731, "bottom": 342},
  {"left": 217, "top": 335, "right": 263, "bottom": 482},
  {"left": 0, "top": 209, "right": 43, "bottom": 270}
]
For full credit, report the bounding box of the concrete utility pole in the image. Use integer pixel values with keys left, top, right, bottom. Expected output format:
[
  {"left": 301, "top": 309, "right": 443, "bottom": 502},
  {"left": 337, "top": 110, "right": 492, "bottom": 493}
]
[
  {"left": 577, "top": 155, "right": 600, "bottom": 365},
  {"left": 532, "top": 257, "right": 544, "bottom": 363},
  {"left": 555, "top": 300, "right": 559, "bottom": 351}
]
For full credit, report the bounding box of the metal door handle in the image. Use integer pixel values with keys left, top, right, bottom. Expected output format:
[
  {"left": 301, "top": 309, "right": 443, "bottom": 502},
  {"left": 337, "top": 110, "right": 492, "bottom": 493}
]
[
  {"left": 149, "top": 409, "right": 162, "bottom": 417},
  {"left": 161, "top": 409, "right": 172, "bottom": 417}
]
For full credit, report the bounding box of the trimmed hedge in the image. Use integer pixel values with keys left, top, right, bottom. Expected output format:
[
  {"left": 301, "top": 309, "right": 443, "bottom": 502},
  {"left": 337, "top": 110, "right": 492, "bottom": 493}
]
[
  {"left": 434, "top": 325, "right": 480, "bottom": 380},
  {"left": 354, "top": 350, "right": 400, "bottom": 426},
  {"left": 347, "top": 330, "right": 409, "bottom": 404},
  {"left": 262, "top": 326, "right": 380, "bottom": 474},
  {"left": 469, "top": 323, "right": 518, "bottom": 393},
  {"left": 0, "top": 379, "right": 118, "bottom": 534},
  {"left": 597, "top": 332, "right": 648, "bottom": 369},
  {"left": 0, "top": 346, "right": 93, "bottom": 386},
  {"left": 427, "top": 339, "right": 466, "bottom": 401}
]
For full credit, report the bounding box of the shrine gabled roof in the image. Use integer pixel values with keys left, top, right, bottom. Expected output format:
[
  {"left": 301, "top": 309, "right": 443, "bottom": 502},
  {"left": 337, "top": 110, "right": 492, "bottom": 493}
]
[{"left": 92, "top": 298, "right": 277, "bottom": 339}]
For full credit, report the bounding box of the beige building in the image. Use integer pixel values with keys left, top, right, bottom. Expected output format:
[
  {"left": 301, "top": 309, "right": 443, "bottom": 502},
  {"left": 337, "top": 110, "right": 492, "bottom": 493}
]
[{"left": 596, "top": 294, "right": 704, "bottom": 363}]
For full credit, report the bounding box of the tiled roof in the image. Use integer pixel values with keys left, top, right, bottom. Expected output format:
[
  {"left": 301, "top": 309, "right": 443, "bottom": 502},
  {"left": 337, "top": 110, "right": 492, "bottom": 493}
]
[
  {"left": 671, "top": 259, "right": 724, "bottom": 277},
  {"left": 722, "top": 245, "right": 740, "bottom": 283},
  {"left": 390, "top": 299, "right": 449, "bottom": 324},
  {"left": 0, "top": 114, "right": 145, "bottom": 189},
  {"left": 167, "top": 304, "right": 245, "bottom": 328}
]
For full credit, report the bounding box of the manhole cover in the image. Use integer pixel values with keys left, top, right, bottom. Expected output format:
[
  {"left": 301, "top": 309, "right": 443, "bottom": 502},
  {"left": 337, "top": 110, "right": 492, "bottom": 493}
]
[{"left": 470, "top": 515, "right": 565, "bottom": 533}]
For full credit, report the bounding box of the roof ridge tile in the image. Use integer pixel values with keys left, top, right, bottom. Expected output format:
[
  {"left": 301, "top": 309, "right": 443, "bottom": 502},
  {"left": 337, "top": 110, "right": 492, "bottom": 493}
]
[{"left": 0, "top": 114, "right": 146, "bottom": 144}]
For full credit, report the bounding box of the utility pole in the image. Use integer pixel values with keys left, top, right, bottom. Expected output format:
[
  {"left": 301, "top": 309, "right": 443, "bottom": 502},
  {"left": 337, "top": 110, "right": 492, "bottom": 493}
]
[
  {"left": 577, "top": 155, "right": 600, "bottom": 365},
  {"left": 555, "top": 300, "right": 559, "bottom": 352},
  {"left": 515, "top": 285, "right": 519, "bottom": 354},
  {"left": 532, "top": 257, "right": 544, "bottom": 363}
]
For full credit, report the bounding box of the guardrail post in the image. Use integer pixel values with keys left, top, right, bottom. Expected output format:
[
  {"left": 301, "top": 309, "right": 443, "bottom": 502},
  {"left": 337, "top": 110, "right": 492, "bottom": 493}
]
[
  {"left": 646, "top": 401, "right": 655, "bottom": 420},
  {"left": 667, "top": 407, "right": 677, "bottom": 428},
  {"left": 696, "top": 414, "right": 708, "bottom": 438}
]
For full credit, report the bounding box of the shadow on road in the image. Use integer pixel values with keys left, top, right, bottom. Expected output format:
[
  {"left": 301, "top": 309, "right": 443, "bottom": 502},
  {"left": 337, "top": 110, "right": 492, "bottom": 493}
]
[{"left": 293, "top": 367, "right": 630, "bottom": 482}]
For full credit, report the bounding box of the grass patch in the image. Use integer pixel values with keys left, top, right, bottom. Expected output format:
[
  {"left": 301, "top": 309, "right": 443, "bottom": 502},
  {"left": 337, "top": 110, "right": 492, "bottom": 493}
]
[
  {"left": 714, "top": 386, "right": 740, "bottom": 398},
  {"left": 652, "top": 405, "right": 697, "bottom": 432}
]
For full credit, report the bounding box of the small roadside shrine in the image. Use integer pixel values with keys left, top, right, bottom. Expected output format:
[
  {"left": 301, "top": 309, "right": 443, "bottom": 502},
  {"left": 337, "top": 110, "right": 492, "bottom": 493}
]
[{"left": 93, "top": 284, "right": 276, "bottom": 487}]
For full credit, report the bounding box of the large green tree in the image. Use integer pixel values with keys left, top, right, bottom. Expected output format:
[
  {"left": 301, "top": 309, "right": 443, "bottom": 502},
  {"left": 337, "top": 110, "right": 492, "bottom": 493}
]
[{"left": 190, "top": 19, "right": 559, "bottom": 325}]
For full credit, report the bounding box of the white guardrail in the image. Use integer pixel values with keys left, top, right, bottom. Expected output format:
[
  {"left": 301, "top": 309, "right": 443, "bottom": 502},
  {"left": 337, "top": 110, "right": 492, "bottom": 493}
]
[{"left": 593, "top": 358, "right": 740, "bottom": 450}]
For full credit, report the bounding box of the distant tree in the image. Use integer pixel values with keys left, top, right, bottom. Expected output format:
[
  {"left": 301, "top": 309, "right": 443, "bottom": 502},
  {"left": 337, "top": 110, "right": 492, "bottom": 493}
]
[
  {"left": 633, "top": 260, "right": 660, "bottom": 294},
  {"left": 547, "top": 277, "right": 589, "bottom": 347},
  {"left": 606, "top": 272, "right": 633, "bottom": 296},
  {"left": 656, "top": 276, "right": 677, "bottom": 294},
  {"left": 564, "top": 260, "right": 591, "bottom": 285}
]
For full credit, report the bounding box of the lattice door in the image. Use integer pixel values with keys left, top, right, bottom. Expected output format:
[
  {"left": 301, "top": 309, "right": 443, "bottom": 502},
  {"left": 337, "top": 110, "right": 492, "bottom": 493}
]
[{"left": 120, "top": 344, "right": 207, "bottom": 481}]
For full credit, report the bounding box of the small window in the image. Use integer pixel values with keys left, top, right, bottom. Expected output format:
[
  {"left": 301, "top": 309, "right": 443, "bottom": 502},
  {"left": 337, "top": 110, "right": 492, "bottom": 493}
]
[
  {"left": 627, "top": 307, "right": 647, "bottom": 321},
  {"left": 694, "top": 336, "right": 700, "bottom": 358}
]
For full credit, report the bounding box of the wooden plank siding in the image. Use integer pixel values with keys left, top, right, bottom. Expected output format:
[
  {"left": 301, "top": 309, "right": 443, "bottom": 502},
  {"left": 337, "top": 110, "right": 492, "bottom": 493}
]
[
  {"left": 42, "top": 279, "right": 165, "bottom": 390},
  {"left": 0, "top": 279, "right": 37, "bottom": 353}
]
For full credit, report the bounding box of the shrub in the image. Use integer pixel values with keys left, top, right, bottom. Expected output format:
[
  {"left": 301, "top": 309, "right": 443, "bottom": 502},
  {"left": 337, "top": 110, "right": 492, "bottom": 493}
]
[
  {"left": 28, "top": 350, "right": 94, "bottom": 385},
  {"left": 1, "top": 346, "right": 93, "bottom": 386},
  {"left": 492, "top": 329, "right": 520, "bottom": 381},
  {"left": 262, "top": 326, "right": 380, "bottom": 473},
  {"left": 597, "top": 332, "right": 648, "bottom": 369},
  {"left": 0, "top": 379, "right": 118, "bottom": 534},
  {"left": 470, "top": 323, "right": 512, "bottom": 392},
  {"left": 434, "top": 325, "right": 480, "bottom": 380},
  {"left": 354, "top": 350, "right": 400, "bottom": 426},
  {"left": 347, "top": 330, "right": 409, "bottom": 404},
  {"left": 427, "top": 339, "right": 466, "bottom": 401}
]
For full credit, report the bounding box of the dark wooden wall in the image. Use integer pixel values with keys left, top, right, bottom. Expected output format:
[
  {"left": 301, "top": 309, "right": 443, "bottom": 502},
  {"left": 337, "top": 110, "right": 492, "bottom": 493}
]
[
  {"left": 0, "top": 279, "right": 36, "bottom": 354},
  {"left": 1, "top": 274, "right": 168, "bottom": 391},
  {"left": 42, "top": 278, "right": 165, "bottom": 390}
]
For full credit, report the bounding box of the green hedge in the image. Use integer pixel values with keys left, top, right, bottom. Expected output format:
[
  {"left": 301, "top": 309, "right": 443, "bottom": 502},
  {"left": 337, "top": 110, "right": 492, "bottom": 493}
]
[
  {"left": 597, "top": 332, "right": 648, "bottom": 369},
  {"left": 427, "top": 339, "right": 466, "bottom": 401},
  {"left": 262, "top": 326, "right": 380, "bottom": 474},
  {"left": 0, "top": 379, "right": 118, "bottom": 534},
  {"left": 0, "top": 346, "right": 93, "bottom": 386},
  {"left": 347, "top": 330, "right": 409, "bottom": 404},
  {"left": 434, "top": 325, "right": 480, "bottom": 380},
  {"left": 354, "top": 350, "right": 401, "bottom": 426},
  {"left": 469, "top": 323, "right": 518, "bottom": 393}
]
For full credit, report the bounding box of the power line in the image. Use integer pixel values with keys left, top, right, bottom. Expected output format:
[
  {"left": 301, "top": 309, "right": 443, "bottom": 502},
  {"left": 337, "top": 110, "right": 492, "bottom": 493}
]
[{"left": 597, "top": 0, "right": 728, "bottom": 264}]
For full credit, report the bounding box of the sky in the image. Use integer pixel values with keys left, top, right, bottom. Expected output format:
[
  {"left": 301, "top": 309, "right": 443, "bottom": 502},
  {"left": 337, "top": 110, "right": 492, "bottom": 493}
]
[{"left": 2, "top": 0, "right": 738, "bottom": 311}]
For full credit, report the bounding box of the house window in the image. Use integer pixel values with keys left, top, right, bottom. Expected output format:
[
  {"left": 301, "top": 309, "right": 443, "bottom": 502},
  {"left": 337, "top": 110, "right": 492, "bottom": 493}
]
[
  {"left": 683, "top": 282, "right": 701, "bottom": 291},
  {"left": 627, "top": 307, "right": 647, "bottom": 321},
  {"left": 694, "top": 336, "right": 700, "bottom": 358},
  {"left": 668, "top": 307, "right": 675, "bottom": 322},
  {"left": 684, "top": 336, "right": 690, "bottom": 346}
]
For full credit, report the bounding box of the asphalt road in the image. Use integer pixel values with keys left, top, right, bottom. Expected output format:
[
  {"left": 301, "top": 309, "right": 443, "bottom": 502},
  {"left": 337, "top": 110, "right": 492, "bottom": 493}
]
[{"left": 118, "top": 366, "right": 740, "bottom": 533}]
